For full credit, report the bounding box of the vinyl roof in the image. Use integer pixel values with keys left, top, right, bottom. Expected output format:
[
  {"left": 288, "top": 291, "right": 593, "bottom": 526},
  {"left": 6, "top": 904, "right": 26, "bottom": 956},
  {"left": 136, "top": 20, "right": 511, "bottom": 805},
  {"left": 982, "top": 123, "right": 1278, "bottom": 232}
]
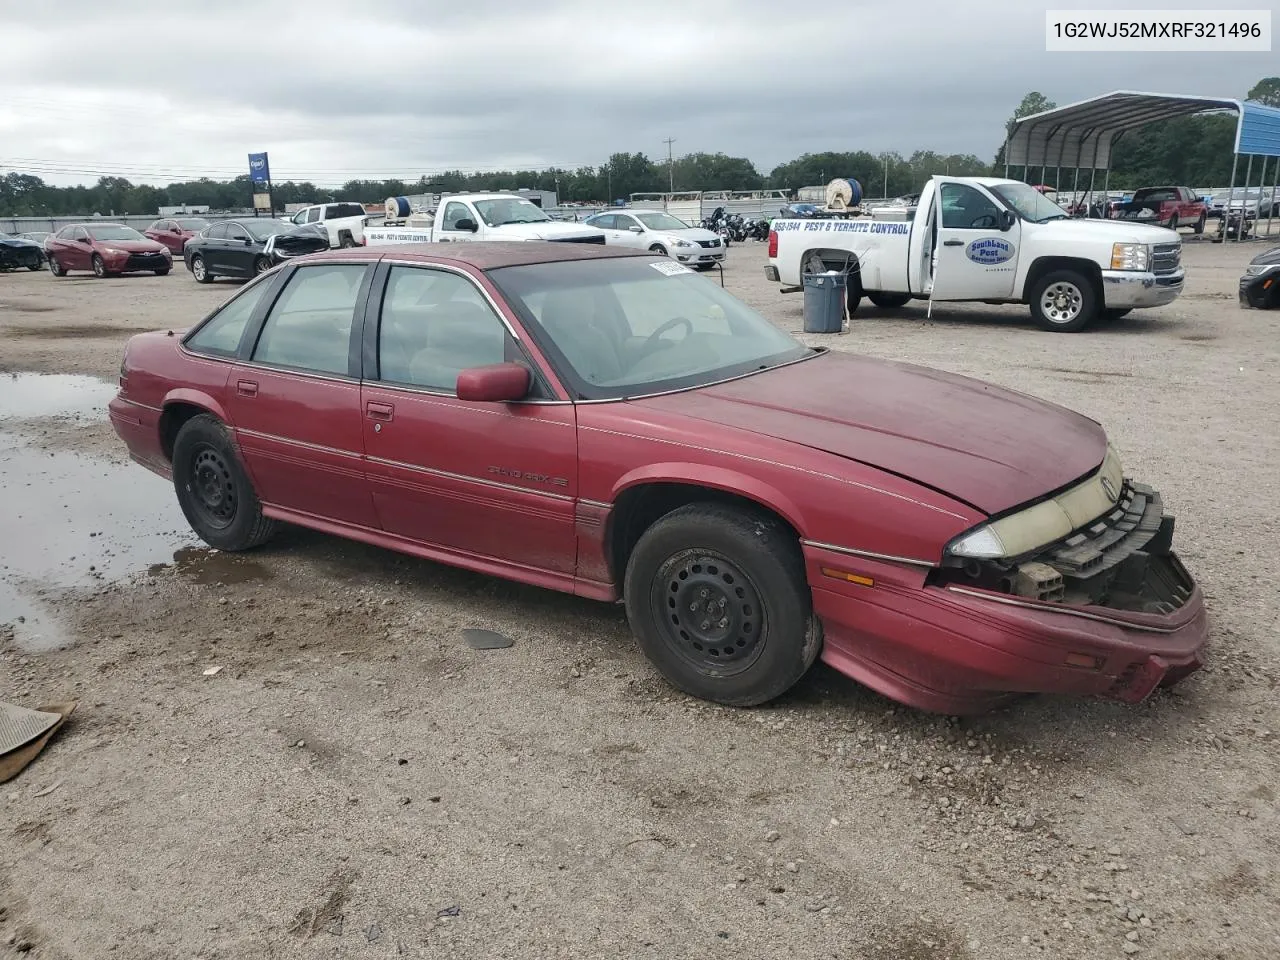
[{"left": 1006, "top": 91, "right": 1280, "bottom": 169}]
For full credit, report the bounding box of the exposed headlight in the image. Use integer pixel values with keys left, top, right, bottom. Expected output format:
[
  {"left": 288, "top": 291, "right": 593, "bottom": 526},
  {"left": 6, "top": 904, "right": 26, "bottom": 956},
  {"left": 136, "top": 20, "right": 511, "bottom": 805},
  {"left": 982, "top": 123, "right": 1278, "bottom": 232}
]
[
  {"left": 946, "top": 525, "right": 1006, "bottom": 559},
  {"left": 1245, "top": 262, "right": 1279, "bottom": 277},
  {"left": 103, "top": 247, "right": 127, "bottom": 256},
  {"left": 670, "top": 238, "right": 694, "bottom": 247},
  {"left": 1111, "top": 242, "right": 1150, "bottom": 271}
]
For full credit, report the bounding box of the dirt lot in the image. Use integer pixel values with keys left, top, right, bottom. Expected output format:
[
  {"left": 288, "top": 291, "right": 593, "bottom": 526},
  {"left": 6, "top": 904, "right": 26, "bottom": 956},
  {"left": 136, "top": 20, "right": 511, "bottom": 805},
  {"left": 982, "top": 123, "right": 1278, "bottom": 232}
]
[{"left": 1, "top": 237, "right": 1278, "bottom": 960}]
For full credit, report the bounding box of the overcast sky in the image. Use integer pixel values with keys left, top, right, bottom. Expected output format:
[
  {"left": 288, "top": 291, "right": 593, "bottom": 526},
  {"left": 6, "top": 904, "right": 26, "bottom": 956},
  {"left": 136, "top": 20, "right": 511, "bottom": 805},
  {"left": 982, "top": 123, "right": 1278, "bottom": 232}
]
[{"left": 0, "top": 0, "right": 1272, "bottom": 187}]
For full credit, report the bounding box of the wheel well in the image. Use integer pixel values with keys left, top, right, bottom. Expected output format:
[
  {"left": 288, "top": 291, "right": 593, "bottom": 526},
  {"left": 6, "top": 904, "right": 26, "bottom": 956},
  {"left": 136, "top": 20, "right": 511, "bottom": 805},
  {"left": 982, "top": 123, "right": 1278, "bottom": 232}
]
[
  {"left": 1021, "top": 257, "right": 1102, "bottom": 302},
  {"left": 159, "top": 402, "right": 210, "bottom": 461},
  {"left": 802, "top": 248, "right": 862, "bottom": 287},
  {"left": 606, "top": 482, "right": 801, "bottom": 584}
]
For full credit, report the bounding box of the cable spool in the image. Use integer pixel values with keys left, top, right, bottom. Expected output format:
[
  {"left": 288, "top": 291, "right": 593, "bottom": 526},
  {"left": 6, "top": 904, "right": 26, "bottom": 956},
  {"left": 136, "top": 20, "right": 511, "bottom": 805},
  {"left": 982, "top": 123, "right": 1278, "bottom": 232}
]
[
  {"left": 824, "top": 178, "right": 863, "bottom": 212},
  {"left": 386, "top": 196, "right": 412, "bottom": 219}
]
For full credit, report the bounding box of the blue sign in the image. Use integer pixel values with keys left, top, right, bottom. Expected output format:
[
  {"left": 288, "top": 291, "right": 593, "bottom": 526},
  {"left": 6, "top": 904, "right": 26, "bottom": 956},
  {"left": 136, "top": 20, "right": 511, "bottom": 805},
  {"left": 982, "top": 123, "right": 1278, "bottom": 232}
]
[
  {"left": 248, "top": 152, "right": 270, "bottom": 184},
  {"left": 965, "top": 237, "right": 1015, "bottom": 264}
]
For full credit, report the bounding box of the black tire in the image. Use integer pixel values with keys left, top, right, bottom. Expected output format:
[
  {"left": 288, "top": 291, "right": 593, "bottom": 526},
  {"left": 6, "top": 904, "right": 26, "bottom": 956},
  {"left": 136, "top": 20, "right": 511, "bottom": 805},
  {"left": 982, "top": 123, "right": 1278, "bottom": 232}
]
[
  {"left": 867, "top": 291, "right": 912, "bottom": 309},
  {"left": 172, "top": 414, "right": 278, "bottom": 552},
  {"left": 253, "top": 256, "right": 272, "bottom": 275},
  {"left": 1193, "top": 213, "right": 1206, "bottom": 235},
  {"left": 338, "top": 233, "right": 357, "bottom": 249},
  {"left": 649, "top": 244, "right": 669, "bottom": 257},
  {"left": 1167, "top": 215, "right": 1178, "bottom": 232},
  {"left": 91, "top": 254, "right": 108, "bottom": 278},
  {"left": 623, "top": 503, "right": 821, "bottom": 707},
  {"left": 154, "top": 268, "right": 170, "bottom": 276},
  {"left": 190, "top": 255, "right": 213, "bottom": 284},
  {"left": 48, "top": 257, "right": 65, "bottom": 277},
  {"left": 1029, "top": 269, "right": 1097, "bottom": 333}
]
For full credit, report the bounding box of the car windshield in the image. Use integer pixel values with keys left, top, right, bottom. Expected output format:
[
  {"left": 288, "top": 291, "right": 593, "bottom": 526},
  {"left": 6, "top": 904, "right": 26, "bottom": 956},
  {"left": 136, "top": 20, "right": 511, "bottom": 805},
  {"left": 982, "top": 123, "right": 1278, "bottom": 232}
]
[
  {"left": 0, "top": 232, "right": 11, "bottom": 239},
  {"left": 177, "top": 218, "right": 209, "bottom": 230},
  {"left": 489, "top": 257, "right": 812, "bottom": 401},
  {"left": 635, "top": 212, "right": 691, "bottom": 230},
  {"left": 990, "top": 182, "right": 1069, "bottom": 223},
  {"left": 87, "top": 225, "right": 146, "bottom": 241},
  {"left": 244, "top": 220, "right": 289, "bottom": 239},
  {"left": 475, "top": 198, "right": 551, "bottom": 226}
]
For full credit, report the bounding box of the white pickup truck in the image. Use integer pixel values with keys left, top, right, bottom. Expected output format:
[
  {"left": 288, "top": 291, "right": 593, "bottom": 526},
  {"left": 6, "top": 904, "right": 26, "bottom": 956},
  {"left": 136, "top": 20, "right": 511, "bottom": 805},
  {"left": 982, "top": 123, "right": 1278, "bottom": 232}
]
[
  {"left": 364, "top": 193, "right": 605, "bottom": 247},
  {"left": 766, "top": 175, "right": 1185, "bottom": 332},
  {"left": 285, "top": 201, "right": 375, "bottom": 249}
]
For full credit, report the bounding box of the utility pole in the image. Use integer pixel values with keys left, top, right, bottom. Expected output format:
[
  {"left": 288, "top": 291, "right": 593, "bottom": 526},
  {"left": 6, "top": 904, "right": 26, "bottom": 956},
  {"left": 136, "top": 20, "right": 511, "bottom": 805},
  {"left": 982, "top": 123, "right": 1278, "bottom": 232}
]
[{"left": 663, "top": 137, "right": 676, "bottom": 194}]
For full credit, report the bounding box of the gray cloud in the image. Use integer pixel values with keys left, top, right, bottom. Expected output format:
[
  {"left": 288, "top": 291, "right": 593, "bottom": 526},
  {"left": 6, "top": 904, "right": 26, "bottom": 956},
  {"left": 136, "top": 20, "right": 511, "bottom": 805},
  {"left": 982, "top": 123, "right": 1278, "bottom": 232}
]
[{"left": 0, "top": 0, "right": 1271, "bottom": 185}]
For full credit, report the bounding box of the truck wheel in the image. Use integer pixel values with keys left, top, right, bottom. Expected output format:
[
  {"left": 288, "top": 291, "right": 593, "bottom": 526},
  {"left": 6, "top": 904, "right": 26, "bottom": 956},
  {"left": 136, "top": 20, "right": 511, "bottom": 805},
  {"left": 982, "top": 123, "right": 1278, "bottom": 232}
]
[
  {"left": 1193, "top": 213, "right": 1206, "bottom": 234},
  {"left": 1030, "top": 270, "right": 1097, "bottom": 333},
  {"left": 867, "top": 292, "right": 912, "bottom": 309},
  {"left": 623, "top": 502, "right": 821, "bottom": 707},
  {"left": 338, "top": 233, "right": 358, "bottom": 248}
]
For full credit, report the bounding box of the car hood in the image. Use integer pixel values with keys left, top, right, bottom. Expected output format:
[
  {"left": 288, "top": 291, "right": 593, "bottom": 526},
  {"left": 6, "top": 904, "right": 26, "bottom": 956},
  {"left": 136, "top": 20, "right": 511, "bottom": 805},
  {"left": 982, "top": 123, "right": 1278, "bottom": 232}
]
[
  {"left": 631, "top": 351, "right": 1107, "bottom": 516},
  {"left": 659, "top": 227, "right": 721, "bottom": 243},
  {"left": 1047, "top": 217, "right": 1179, "bottom": 245},
  {"left": 99, "top": 239, "right": 169, "bottom": 253},
  {"left": 1248, "top": 245, "right": 1280, "bottom": 268},
  {"left": 490, "top": 222, "right": 605, "bottom": 241},
  {"left": 1, "top": 237, "right": 40, "bottom": 248}
]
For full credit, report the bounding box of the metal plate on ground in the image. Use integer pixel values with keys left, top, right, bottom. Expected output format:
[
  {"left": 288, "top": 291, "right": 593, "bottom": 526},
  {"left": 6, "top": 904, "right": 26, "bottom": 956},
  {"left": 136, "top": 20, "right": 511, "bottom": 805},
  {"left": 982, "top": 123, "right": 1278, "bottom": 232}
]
[
  {"left": 0, "top": 702, "right": 61, "bottom": 755},
  {"left": 461, "top": 629, "right": 514, "bottom": 650}
]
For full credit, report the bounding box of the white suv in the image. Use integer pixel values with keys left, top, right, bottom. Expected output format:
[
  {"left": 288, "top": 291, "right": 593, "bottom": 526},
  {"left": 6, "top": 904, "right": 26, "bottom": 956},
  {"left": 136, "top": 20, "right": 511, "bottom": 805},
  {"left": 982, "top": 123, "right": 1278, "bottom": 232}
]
[{"left": 287, "top": 201, "right": 374, "bottom": 248}]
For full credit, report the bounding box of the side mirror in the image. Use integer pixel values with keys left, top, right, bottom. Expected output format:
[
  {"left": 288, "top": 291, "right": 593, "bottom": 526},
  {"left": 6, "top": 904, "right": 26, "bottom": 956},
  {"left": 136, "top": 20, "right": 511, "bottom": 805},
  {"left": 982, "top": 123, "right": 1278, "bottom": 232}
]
[
  {"left": 455, "top": 217, "right": 478, "bottom": 232},
  {"left": 1000, "top": 210, "right": 1016, "bottom": 231},
  {"left": 628, "top": 225, "right": 643, "bottom": 234},
  {"left": 456, "top": 363, "right": 531, "bottom": 403}
]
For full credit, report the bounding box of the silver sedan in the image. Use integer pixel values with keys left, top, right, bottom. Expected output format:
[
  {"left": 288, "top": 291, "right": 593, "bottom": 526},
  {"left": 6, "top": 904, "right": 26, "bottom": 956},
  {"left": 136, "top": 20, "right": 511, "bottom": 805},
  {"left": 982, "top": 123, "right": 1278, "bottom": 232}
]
[{"left": 584, "top": 209, "right": 726, "bottom": 269}]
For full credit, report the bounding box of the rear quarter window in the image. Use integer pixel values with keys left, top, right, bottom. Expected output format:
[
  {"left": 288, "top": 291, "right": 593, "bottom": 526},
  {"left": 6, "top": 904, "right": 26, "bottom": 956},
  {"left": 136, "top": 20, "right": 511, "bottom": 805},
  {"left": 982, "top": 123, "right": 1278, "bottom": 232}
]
[{"left": 184, "top": 279, "right": 274, "bottom": 358}]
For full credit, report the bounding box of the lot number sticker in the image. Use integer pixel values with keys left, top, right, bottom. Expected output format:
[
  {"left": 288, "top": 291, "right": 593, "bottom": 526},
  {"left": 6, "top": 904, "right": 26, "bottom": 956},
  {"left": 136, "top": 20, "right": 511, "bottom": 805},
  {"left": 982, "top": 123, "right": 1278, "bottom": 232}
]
[{"left": 650, "top": 260, "right": 694, "bottom": 276}]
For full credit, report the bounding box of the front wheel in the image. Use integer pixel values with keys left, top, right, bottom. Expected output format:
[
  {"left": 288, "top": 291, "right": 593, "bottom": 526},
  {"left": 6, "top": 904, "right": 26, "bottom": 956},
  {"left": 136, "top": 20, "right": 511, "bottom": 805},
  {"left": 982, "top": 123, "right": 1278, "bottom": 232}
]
[
  {"left": 1029, "top": 269, "right": 1097, "bottom": 333},
  {"left": 154, "top": 268, "right": 170, "bottom": 276},
  {"left": 867, "top": 291, "right": 912, "bottom": 309},
  {"left": 172, "top": 414, "right": 278, "bottom": 552},
  {"left": 190, "top": 255, "right": 212, "bottom": 283},
  {"left": 91, "top": 254, "right": 109, "bottom": 278},
  {"left": 253, "top": 256, "right": 272, "bottom": 275},
  {"left": 623, "top": 503, "right": 821, "bottom": 707},
  {"left": 648, "top": 244, "right": 669, "bottom": 258}
]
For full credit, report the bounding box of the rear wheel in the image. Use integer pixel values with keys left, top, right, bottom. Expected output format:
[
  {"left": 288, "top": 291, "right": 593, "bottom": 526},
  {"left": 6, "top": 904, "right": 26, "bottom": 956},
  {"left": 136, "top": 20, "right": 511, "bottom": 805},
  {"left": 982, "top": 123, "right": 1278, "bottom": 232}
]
[
  {"left": 190, "top": 255, "right": 212, "bottom": 284},
  {"left": 867, "top": 291, "right": 912, "bottom": 309},
  {"left": 1193, "top": 213, "right": 1206, "bottom": 234},
  {"left": 172, "top": 414, "right": 278, "bottom": 552},
  {"left": 154, "top": 268, "right": 170, "bottom": 276},
  {"left": 1029, "top": 269, "right": 1097, "bottom": 333},
  {"left": 623, "top": 503, "right": 821, "bottom": 707}
]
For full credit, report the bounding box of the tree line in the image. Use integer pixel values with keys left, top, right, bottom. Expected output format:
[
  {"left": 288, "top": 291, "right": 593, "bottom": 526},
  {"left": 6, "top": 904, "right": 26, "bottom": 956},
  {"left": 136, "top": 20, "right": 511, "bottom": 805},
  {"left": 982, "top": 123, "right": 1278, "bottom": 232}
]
[{"left": 3, "top": 76, "right": 1277, "bottom": 218}]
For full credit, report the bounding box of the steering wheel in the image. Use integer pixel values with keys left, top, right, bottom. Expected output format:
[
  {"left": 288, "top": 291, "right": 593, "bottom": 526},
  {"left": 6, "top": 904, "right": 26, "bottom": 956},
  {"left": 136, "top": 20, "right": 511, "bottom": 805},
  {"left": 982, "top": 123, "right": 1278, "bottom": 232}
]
[
  {"left": 970, "top": 213, "right": 999, "bottom": 229},
  {"left": 636, "top": 316, "right": 693, "bottom": 358}
]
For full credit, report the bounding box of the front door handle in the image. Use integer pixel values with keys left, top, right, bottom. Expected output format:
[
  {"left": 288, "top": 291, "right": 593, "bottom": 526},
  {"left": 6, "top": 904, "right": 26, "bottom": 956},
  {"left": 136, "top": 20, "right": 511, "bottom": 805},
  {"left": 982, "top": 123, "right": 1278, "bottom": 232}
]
[
  {"left": 943, "top": 239, "right": 964, "bottom": 247},
  {"left": 366, "top": 401, "right": 395, "bottom": 422},
  {"left": 237, "top": 379, "right": 258, "bottom": 397}
]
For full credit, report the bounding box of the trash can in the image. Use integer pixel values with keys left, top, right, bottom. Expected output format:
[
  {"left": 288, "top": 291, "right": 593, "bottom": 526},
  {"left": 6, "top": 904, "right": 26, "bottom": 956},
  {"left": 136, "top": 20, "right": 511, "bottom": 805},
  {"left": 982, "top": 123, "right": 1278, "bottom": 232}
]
[{"left": 802, "top": 271, "right": 846, "bottom": 333}]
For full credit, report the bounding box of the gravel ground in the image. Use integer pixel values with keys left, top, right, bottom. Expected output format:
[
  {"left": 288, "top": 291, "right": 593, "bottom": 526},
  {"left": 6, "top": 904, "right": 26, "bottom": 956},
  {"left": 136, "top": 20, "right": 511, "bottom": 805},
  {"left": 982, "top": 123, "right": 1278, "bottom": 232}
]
[{"left": 1, "top": 236, "right": 1278, "bottom": 960}]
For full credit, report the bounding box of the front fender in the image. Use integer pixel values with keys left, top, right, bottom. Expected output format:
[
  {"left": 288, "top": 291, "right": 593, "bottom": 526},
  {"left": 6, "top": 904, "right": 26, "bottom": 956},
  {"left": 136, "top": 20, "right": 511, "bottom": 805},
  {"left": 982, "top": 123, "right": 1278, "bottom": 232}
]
[{"left": 611, "top": 461, "right": 808, "bottom": 534}]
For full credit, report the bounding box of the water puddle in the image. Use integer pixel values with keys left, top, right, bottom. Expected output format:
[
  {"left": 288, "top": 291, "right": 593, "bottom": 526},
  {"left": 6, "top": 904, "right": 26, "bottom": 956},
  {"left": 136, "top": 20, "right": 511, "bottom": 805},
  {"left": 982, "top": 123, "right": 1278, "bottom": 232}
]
[
  {"left": 154, "top": 546, "right": 273, "bottom": 586},
  {"left": 0, "top": 372, "right": 118, "bottom": 420},
  {"left": 0, "top": 430, "right": 197, "bottom": 653}
]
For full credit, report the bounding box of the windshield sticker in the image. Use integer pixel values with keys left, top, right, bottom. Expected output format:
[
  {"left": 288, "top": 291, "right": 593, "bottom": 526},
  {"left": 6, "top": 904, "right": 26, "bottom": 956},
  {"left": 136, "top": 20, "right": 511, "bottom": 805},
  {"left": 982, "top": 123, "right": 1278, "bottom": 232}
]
[
  {"left": 965, "top": 237, "right": 1015, "bottom": 264},
  {"left": 650, "top": 260, "right": 694, "bottom": 276},
  {"left": 771, "top": 219, "right": 909, "bottom": 235}
]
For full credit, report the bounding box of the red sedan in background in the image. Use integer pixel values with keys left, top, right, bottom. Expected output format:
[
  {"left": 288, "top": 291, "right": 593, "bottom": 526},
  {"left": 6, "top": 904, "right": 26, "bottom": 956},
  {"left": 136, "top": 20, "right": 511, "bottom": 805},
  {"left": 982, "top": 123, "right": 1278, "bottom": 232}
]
[
  {"left": 47, "top": 223, "right": 172, "bottom": 277},
  {"left": 144, "top": 216, "right": 210, "bottom": 254},
  {"left": 108, "top": 243, "right": 1207, "bottom": 714}
]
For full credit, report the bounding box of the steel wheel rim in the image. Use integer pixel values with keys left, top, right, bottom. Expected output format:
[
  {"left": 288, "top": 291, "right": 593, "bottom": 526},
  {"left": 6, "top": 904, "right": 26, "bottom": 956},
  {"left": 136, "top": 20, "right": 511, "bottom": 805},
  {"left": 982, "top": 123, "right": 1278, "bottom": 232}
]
[
  {"left": 193, "top": 258, "right": 206, "bottom": 280},
  {"left": 186, "top": 445, "right": 237, "bottom": 530},
  {"left": 1040, "top": 281, "right": 1083, "bottom": 324},
  {"left": 652, "top": 550, "right": 767, "bottom": 677}
]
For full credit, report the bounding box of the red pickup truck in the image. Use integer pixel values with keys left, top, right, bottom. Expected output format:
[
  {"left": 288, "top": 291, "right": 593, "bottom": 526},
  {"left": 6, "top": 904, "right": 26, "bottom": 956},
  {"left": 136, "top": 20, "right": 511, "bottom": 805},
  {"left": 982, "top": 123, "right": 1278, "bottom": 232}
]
[{"left": 1112, "top": 186, "right": 1207, "bottom": 233}]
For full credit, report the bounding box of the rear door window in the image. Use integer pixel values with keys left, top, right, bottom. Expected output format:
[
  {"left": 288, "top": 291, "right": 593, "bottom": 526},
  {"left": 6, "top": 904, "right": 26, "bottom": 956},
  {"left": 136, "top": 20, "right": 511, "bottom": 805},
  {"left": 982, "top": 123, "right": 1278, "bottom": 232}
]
[{"left": 251, "top": 264, "right": 370, "bottom": 376}]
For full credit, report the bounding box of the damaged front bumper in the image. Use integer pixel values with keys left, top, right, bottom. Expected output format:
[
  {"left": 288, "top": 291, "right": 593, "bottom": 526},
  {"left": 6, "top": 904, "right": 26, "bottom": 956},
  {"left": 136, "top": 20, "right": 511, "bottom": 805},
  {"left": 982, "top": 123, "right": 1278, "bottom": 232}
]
[{"left": 804, "top": 479, "right": 1208, "bottom": 715}]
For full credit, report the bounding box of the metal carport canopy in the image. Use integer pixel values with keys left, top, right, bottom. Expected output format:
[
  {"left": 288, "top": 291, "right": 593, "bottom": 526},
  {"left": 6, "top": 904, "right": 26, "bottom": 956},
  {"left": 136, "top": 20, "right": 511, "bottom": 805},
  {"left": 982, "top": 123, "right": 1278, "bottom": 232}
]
[{"left": 1006, "top": 90, "right": 1280, "bottom": 171}]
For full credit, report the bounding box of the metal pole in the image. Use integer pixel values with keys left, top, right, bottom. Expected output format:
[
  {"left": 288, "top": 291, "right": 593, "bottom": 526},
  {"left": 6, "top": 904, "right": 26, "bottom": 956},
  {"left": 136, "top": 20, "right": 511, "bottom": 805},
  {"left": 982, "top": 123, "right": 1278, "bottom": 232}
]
[
  {"left": 1241, "top": 155, "right": 1253, "bottom": 242},
  {"left": 1266, "top": 155, "right": 1278, "bottom": 239},
  {"left": 1086, "top": 167, "right": 1097, "bottom": 217},
  {"left": 1224, "top": 152, "right": 1239, "bottom": 241},
  {"left": 1071, "top": 167, "right": 1081, "bottom": 213},
  {"left": 1253, "top": 155, "right": 1267, "bottom": 239}
]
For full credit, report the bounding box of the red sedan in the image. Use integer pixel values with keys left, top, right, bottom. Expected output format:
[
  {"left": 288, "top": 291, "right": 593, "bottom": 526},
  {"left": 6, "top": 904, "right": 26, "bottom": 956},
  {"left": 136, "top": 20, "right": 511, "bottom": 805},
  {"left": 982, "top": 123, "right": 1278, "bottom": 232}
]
[
  {"left": 144, "top": 216, "right": 210, "bottom": 255},
  {"left": 108, "top": 243, "right": 1207, "bottom": 714},
  {"left": 47, "top": 223, "right": 173, "bottom": 278}
]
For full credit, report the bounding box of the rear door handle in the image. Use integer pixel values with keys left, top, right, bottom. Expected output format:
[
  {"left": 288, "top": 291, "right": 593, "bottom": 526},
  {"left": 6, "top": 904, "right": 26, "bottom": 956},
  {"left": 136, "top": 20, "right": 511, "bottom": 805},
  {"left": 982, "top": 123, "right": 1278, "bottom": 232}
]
[
  {"left": 366, "top": 401, "right": 395, "bottom": 422},
  {"left": 237, "top": 379, "right": 258, "bottom": 397},
  {"left": 943, "top": 239, "right": 964, "bottom": 247}
]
